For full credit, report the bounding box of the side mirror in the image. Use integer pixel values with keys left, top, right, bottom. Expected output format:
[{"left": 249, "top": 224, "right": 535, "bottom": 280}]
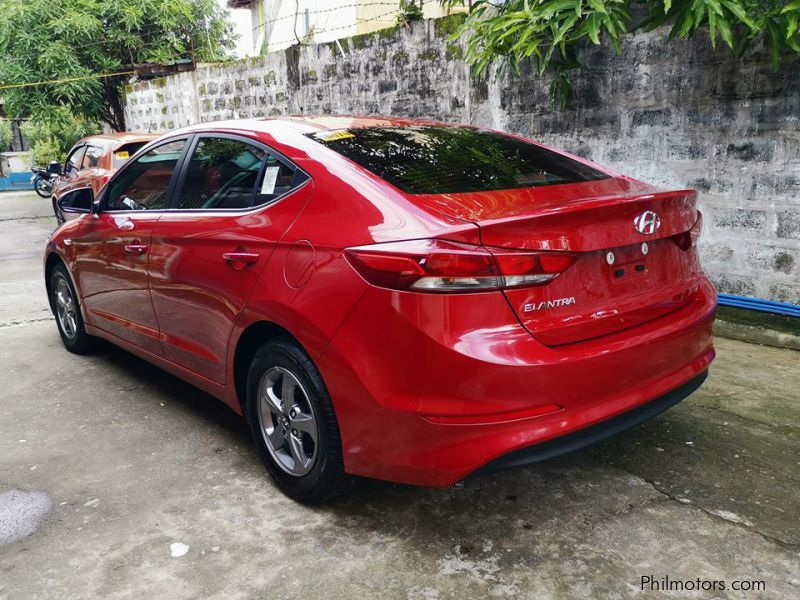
[{"left": 57, "top": 188, "right": 94, "bottom": 222}]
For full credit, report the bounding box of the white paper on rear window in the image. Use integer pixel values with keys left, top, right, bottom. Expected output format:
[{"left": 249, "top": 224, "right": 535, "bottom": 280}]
[{"left": 261, "top": 166, "right": 280, "bottom": 195}]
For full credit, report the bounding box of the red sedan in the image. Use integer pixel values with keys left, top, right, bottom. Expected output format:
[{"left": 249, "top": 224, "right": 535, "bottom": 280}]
[{"left": 44, "top": 116, "right": 715, "bottom": 501}]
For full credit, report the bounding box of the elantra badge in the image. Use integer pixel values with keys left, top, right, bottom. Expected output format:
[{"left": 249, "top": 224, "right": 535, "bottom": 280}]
[
  {"left": 523, "top": 297, "right": 576, "bottom": 313},
  {"left": 634, "top": 210, "right": 661, "bottom": 235}
]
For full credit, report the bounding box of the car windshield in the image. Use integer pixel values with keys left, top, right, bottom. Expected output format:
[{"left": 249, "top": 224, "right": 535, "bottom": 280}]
[{"left": 308, "top": 126, "right": 608, "bottom": 194}]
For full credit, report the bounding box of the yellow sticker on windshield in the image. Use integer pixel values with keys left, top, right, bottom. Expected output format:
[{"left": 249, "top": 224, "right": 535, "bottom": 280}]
[
  {"left": 114, "top": 150, "right": 129, "bottom": 159},
  {"left": 315, "top": 130, "right": 355, "bottom": 142}
]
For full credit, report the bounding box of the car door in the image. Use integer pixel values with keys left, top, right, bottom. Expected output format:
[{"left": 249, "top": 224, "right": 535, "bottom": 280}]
[
  {"left": 73, "top": 138, "right": 190, "bottom": 355},
  {"left": 148, "top": 134, "right": 312, "bottom": 384}
]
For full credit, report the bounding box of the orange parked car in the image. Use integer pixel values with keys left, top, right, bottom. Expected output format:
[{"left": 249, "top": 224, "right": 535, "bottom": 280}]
[{"left": 53, "top": 132, "right": 158, "bottom": 223}]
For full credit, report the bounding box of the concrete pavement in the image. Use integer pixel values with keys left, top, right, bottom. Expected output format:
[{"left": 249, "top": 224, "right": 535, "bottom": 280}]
[{"left": 1, "top": 190, "right": 798, "bottom": 599}]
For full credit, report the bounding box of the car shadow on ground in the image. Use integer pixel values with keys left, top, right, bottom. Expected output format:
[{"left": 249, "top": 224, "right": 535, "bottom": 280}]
[
  {"left": 90, "top": 338, "right": 677, "bottom": 504},
  {"left": 76, "top": 339, "right": 800, "bottom": 554},
  {"left": 93, "top": 339, "right": 252, "bottom": 444}
]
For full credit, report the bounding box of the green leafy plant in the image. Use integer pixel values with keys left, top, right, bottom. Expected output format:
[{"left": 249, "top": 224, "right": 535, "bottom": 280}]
[
  {"left": 0, "top": 120, "right": 12, "bottom": 153},
  {"left": 21, "top": 106, "right": 101, "bottom": 164},
  {"left": 0, "top": 0, "right": 235, "bottom": 131},
  {"left": 398, "top": 0, "right": 425, "bottom": 26},
  {"left": 444, "top": 0, "right": 800, "bottom": 106},
  {"left": 29, "top": 137, "right": 65, "bottom": 166},
  {"left": 196, "top": 139, "right": 249, "bottom": 166}
]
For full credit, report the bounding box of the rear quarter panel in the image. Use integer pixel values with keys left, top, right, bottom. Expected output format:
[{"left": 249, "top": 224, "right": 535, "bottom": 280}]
[{"left": 225, "top": 129, "right": 481, "bottom": 407}]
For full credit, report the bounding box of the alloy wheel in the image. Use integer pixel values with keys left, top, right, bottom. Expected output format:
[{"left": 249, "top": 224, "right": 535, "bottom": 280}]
[
  {"left": 54, "top": 277, "right": 78, "bottom": 340},
  {"left": 257, "top": 366, "right": 319, "bottom": 476}
]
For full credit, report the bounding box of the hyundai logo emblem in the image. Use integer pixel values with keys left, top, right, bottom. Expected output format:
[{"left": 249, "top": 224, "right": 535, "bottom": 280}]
[{"left": 634, "top": 210, "right": 661, "bottom": 235}]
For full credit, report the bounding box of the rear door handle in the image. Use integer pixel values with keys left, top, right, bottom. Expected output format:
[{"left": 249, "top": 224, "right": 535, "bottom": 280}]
[
  {"left": 124, "top": 241, "right": 148, "bottom": 256},
  {"left": 223, "top": 251, "right": 260, "bottom": 270}
]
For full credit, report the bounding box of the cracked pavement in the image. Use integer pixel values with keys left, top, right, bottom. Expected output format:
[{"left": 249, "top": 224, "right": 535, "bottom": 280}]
[{"left": 0, "top": 190, "right": 798, "bottom": 599}]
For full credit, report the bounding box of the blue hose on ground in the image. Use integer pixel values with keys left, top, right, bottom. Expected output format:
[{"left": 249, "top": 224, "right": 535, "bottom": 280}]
[{"left": 717, "top": 294, "right": 800, "bottom": 318}]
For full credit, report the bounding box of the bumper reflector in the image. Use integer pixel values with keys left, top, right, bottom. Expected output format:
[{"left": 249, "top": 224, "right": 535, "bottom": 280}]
[{"left": 423, "top": 403, "right": 563, "bottom": 426}]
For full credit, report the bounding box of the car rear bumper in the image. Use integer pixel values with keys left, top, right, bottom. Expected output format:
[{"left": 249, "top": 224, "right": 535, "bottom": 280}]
[
  {"left": 476, "top": 369, "right": 707, "bottom": 473},
  {"left": 319, "top": 277, "right": 716, "bottom": 487}
]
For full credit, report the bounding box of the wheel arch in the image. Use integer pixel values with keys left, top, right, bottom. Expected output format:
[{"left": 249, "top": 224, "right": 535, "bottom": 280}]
[
  {"left": 44, "top": 252, "right": 66, "bottom": 312},
  {"left": 232, "top": 320, "right": 307, "bottom": 416}
]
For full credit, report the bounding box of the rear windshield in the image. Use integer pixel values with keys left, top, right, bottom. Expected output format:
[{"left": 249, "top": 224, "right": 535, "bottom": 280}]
[
  {"left": 308, "top": 126, "right": 608, "bottom": 194},
  {"left": 113, "top": 142, "right": 150, "bottom": 168}
]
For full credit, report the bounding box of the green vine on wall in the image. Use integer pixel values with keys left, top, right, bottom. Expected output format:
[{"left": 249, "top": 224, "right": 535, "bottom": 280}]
[{"left": 440, "top": 0, "right": 800, "bottom": 106}]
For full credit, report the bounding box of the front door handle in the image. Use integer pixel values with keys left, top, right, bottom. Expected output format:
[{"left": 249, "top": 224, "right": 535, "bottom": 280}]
[
  {"left": 223, "top": 251, "right": 260, "bottom": 270},
  {"left": 124, "top": 241, "right": 148, "bottom": 256}
]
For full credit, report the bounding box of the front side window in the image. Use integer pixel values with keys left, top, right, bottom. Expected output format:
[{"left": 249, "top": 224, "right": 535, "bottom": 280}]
[
  {"left": 177, "top": 137, "right": 306, "bottom": 210},
  {"left": 308, "top": 126, "right": 608, "bottom": 194},
  {"left": 65, "top": 146, "right": 86, "bottom": 174},
  {"left": 106, "top": 140, "right": 186, "bottom": 211}
]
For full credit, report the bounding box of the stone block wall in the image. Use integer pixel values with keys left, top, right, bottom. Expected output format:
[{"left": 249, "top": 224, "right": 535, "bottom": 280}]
[{"left": 123, "top": 17, "right": 800, "bottom": 304}]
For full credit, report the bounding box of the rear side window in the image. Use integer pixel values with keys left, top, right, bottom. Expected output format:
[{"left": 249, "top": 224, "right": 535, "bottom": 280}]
[
  {"left": 178, "top": 138, "right": 266, "bottom": 210},
  {"left": 308, "top": 126, "right": 608, "bottom": 194},
  {"left": 82, "top": 145, "right": 104, "bottom": 169},
  {"left": 176, "top": 136, "right": 307, "bottom": 210},
  {"left": 259, "top": 153, "right": 304, "bottom": 202}
]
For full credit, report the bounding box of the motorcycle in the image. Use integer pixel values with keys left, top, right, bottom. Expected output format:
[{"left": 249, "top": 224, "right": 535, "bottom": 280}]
[{"left": 30, "top": 161, "right": 61, "bottom": 198}]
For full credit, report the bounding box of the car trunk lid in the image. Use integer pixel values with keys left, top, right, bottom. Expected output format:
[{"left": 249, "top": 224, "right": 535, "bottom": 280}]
[{"left": 409, "top": 177, "right": 703, "bottom": 346}]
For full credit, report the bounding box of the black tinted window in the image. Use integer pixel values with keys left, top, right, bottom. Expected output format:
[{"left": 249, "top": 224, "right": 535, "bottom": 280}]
[
  {"left": 258, "top": 153, "right": 304, "bottom": 203},
  {"left": 177, "top": 137, "right": 306, "bottom": 210},
  {"left": 178, "top": 138, "right": 266, "bottom": 210},
  {"left": 106, "top": 140, "right": 186, "bottom": 210},
  {"left": 309, "top": 126, "right": 607, "bottom": 194}
]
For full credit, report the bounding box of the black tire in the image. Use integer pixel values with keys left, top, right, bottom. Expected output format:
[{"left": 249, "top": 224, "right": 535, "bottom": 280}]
[
  {"left": 34, "top": 177, "right": 52, "bottom": 198},
  {"left": 49, "top": 263, "right": 94, "bottom": 354},
  {"left": 245, "top": 337, "right": 355, "bottom": 502}
]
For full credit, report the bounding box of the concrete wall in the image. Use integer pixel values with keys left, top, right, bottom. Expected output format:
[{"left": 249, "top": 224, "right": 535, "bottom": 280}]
[{"left": 123, "top": 17, "right": 800, "bottom": 304}]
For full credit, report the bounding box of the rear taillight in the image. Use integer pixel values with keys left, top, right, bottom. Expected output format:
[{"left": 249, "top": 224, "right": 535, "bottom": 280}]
[
  {"left": 345, "top": 239, "right": 577, "bottom": 293},
  {"left": 672, "top": 212, "right": 703, "bottom": 251}
]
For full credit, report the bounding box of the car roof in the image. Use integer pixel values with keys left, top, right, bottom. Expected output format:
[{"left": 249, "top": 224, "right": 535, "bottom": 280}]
[
  {"left": 170, "top": 115, "right": 458, "bottom": 139},
  {"left": 265, "top": 115, "right": 452, "bottom": 130},
  {"left": 78, "top": 133, "right": 160, "bottom": 146}
]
